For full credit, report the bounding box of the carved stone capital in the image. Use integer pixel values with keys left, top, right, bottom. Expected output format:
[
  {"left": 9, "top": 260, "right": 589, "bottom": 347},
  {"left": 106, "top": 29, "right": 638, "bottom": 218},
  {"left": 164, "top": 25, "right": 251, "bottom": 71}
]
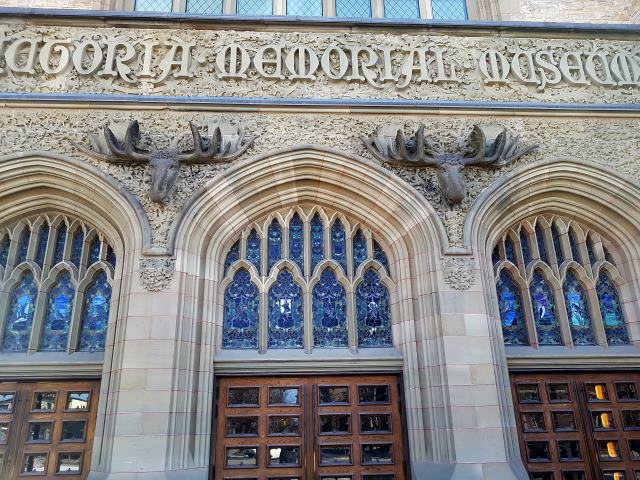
[
  {"left": 139, "top": 257, "right": 176, "bottom": 292},
  {"left": 443, "top": 257, "right": 476, "bottom": 290}
]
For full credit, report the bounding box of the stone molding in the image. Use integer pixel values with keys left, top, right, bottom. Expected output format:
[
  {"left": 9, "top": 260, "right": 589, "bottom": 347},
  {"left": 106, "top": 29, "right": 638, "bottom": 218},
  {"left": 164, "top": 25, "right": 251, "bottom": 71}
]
[{"left": 139, "top": 256, "right": 175, "bottom": 291}]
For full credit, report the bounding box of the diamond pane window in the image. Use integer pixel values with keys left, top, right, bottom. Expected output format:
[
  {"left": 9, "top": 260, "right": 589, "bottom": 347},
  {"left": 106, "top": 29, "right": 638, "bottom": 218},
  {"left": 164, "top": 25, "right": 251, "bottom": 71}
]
[
  {"left": 287, "top": 0, "right": 323, "bottom": 16},
  {"left": 535, "top": 224, "right": 548, "bottom": 263},
  {"left": 223, "top": 269, "right": 259, "bottom": 349},
  {"left": 310, "top": 214, "right": 324, "bottom": 274},
  {"left": 134, "top": 0, "right": 173, "bottom": 11},
  {"left": 569, "top": 228, "right": 582, "bottom": 264},
  {"left": 520, "top": 230, "right": 531, "bottom": 265},
  {"left": 563, "top": 270, "right": 595, "bottom": 345},
  {"left": 596, "top": 272, "right": 629, "bottom": 345},
  {"left": 0, "top": 235, "right": 10, "bottom": 269},
  {"left": 504, "top": 237, "right": 516, "bottom": 264},
  {"left": 267, "top": 220, "right": 282, "bottom": 273},
  {"left": 289, "top": 213, "right": 304, "bottom": 275},
  {"left": 2, "top": 271, "right": 38, "bottom": 352},
  {"left": 186, "top": 0, "right": 223, "bottom": 14},
  {"left": 53, "top": 225, "right": 66, "bottom": 264},
  {"left": 16, "top": 227, "right": 30, "bottom": 264},
  {"left": 70, "top": 229, "right": 84, "bottom": 267},
  {"left": 331, "top": 220, "right": 347, "bottom": 274},
  {"left": 35, "top": 225, "right": 49, "bottom": 268},
  {"left": 224, "top": 241, "right": 240, "bottom": 276},
  {"left": 373, "top": 240, "right": 390, "bottom": 275},
  {"left": 431, "top": 0, "right": 468, "bottom": 20},
  {"left": 313, "top": 269, "right": 348, "bottom": 347},
  {"left": 78, "top": 271, "right": 112, "bottom": 352},
  {"left": 246, "top": 229, "right": 262, "bottom": 275},
  {"left": 268, "top": 269, "right": 303, "bottom": 348},
  {"left": 237, "top": 0, "right": 273, "bottom": 15},
  {"left": 40, "top": 272, "right": 75, "bottom": 352},
  {"left": 384, "top": 0, "right": 419, "bottom": 18},
  {"left": 551, "top": 224, "right": 564, "bottom": 265},
  {"left": 529, "top": 271, "right": 562, "bottom": 345},
  {"left": 336, "top": 0, "right": 371, "bottom": 18},
  {"left": 496, "top": 269, "right": 528, "bottom": 345},
  {"left": 353, "top": 229, "right": 367, "bottom": 273},
  {"left": 587, "top": 236, "right": 597, "bottom": 266},
  {"left": 88, "top": 237, "right": 101, "bottom": 266},
  {"left": 356, "top": 268, "right": 392, "bottom": 347}
]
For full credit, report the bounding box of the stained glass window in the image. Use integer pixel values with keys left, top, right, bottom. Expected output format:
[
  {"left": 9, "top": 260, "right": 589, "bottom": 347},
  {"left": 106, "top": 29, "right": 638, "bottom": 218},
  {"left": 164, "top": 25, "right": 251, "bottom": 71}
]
[
  {"left": 88, "top": 237, "right": 101, "bottom": 266},
  {"left": 356, "top": 268, "right": 392, "bottom": 347},
  {"left": 246, "top": 229, "right": 262, "bottom": 275},
  {"left": 53, "top": 225, "right": 66, "bottom": 264},
  {"left": 313, "top": 269, "right": 348, "bottom": 347},
  {"left": 496, "top": 270, "right": 528, "bottom": 345},
  {"left": 186, "top": 0, "right": 223, "bottom": 14},
  {"left": 596, "top": 272, "right": 629, "bottom": 345},
  {"left": 563, "top": 270, "right": 595, "bottom": 345},
  {"left": 353, "top": 230, "right": 368, "bottom": 273},
  {"left": 431, "top": 0, "right": 468, "bottom": 20},
  {"left": 267, "top": 220, "right": 282, "bottom": 273},
  {"left": 491, "top": 245, "right": 500, "bottom": 265},
  {"left": 16, "top": 227, "right": 30, "bottom": 264},
  {"left": 70, "top": 229, "right": 84, "bottom": 267},
  {"left": 40, "top": 272, "right": 75, "bottom": 352},
  {"left": 569, "top": 229, "right": 582, "bottom": 264},
  {"left": 519, "top": 230, "right": 531, "bottom": 265},
  {"left": 384, "top": 0, "right": 419, "bottom": 18},
  {"left": 373, "top": 240, "right": 390, "bottom": 275},
  {"left": 106, "top": 245, "right": 116, "bottom": 268},
  {"left": 0, "top": 235, "right": 10, "bottom": 269},
  {"left": 289, "top": 213, "right": 304, "bottom": 275},
  {"left": 224, "top": 241, "right": 240, "bottom": 276},
  {"left": 237, "top": 0, "right": 273, "bottom": 15},
  {"left": 331, "top": 220, "right": 347, "bottom": 274},
  {"left": 310, "top": 214, "right": 324, "bottom": 274},
  {"left": 535, "top": 224, "right": 548, "bottom": 263},
  {"left": 78, "top": 272, "right": 112, "bottom": 352},
  {"left": 529, "top": 271, "right": 562, "bottom": 345},
  {"left": 35, "top": 225, "right": 49, "bottom": 268},
  {"left": 268, "top": 269, "right": 303, "bottom": 348},
  {"left": 336, "top": 0, "right": 371, "bottom": 17},
  {"left": 287, "top": 0, "right": 323, "bottom": 15},
  {"left": 504, "top": 237, "right": 516, "bottom": 264},
  {"left": 223, "top": 269, "right": 259, "bottom": 349},
  {"left": 2, "top": 271, "right": 38, "bottom": 352},
  {"left": 551, "top": 224, "right": 564, "bottom": 265},
  {"left": 586, "top": 236, "right": 597, "bottom": 266}
]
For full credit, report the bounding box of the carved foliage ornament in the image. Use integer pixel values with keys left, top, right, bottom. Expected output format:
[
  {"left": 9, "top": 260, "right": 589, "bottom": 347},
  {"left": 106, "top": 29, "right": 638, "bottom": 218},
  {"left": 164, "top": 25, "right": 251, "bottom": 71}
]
[
  {"left": 362, "top": 124, "right": 538, "bottom": 204},
  {"left": 443, "top": 257, "right": 476, "bottom": 290},
  {"left": 76, "top": 120, "right": 257, "bottom": 204}
]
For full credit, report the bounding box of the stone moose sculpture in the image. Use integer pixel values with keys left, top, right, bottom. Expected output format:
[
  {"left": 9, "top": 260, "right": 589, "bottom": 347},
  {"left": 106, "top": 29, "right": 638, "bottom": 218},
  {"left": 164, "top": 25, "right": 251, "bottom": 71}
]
[
  {"left": 77, "top": 120, "right": 256, "bottom": 204},
  {"left": 362, "top": 124, "right": 538, "bottom": 204}
]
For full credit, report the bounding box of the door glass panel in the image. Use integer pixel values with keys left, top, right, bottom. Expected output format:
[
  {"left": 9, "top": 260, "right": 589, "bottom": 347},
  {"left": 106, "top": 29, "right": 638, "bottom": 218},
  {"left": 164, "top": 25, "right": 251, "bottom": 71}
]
[
  {"left": 517, "top": 384, "right": 541, "bottom": 403},
  {"left": 603, "top": 472, "right": 626, "bottom": 480},
  {"left": 592, "top": 411, "right": 616, "bottom": 430},
  {"left": 522, "top": 412, "right": 546, "bottom": 432},
  {"left": 269, "top": 387, "right": 299, "bottom": 405},
  {"left": 226, "top": 416, "right": 259, "bottom": 436},
  {"left": 320, "top": 414, "right": 350, "bottom": 434},
  {"left": 548, "top": 383, "right": 571, "bottom": 402},
  {"left": 27, "top": 422, "right": 53, "bottom": 443},
  {"left": 226, "top": 447, "right": 258, "bottom": 467},
  {"left": 61, "top": 420, "right": 87, "bottom": 442},
  {"left": 0, "top": 393, "right": 15, "bottom": 412},
  {"left": 597, "top": 440, "right": 621, "bottom": 460},
  {"left": 616, "top": 383, "right": 638, "bottom": 401},
  {"left": 65, "top": 392, "right": 90, "bottom": 410},
  {"left": 562, "top": 473, "right": 586, "bottom": 480},
  {"left": 530, "top": 474, "right": 553, "bottom": 480},
  {"left": 56, "top": 452, "right": 82, "bottom": 473},
  {"left": 628, "top": 439, "right": 640, "bottom": 459},
  {"left": 319, "top": 386, "right": 349, "bottom": 404},
  {"left": 527, "top": 441, "right": 551, "bottom": 461},
  {"left": 622, "top": 410, "right": 640, "bottom": 429},
  {"left": 268, "top": 446, "right": 300, "bottom": 465},
  {"left": 322, "top": 476, "right": 353, "bottom": 480},
  {"left": 586, "top": 383, "right": 609, "bottom": 401},
  {"left": 361, "top": 444, "right": 393, "bottom": 464},
  {"left": 0, "top": 423, "right": 8, "bottom": 444},
  {"left": 558, "top": 440, "right": 582, "bottom": 461},
  {"left": 319, "top": 445, "right": 351, "bottom": 465},
  {"left": 32, "top": 392, "right": 57, "bottom": 411},
  {"left": 228, "top": 387, "right": 259, "bottom": 407},
  {"left": 22, "top": 453, "right": 48, "bottom": 473},
  {"left": 358, "top": 385, "right": 389, "bottom": 404},
  {"left": 269, "top": 416, "right": 300, "bottom": 435},
  {"left": 552, "top": 411, "right": 577, "bottom": 431},
  {"left": 360, "top": 414, "right": 391, "bottom": 433},
  {"left": 362, "top": 476, "right": 395, "bottom": 480}
]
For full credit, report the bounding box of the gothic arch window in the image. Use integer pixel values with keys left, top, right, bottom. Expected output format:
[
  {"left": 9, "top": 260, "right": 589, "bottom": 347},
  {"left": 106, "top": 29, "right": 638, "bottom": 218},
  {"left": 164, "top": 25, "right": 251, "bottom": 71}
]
[
  {"left": 492, "top": 214, "right": 631, "bottom": 348},
  {"left": 0, "top": 214, "right": 118, "bottom": 354},
  {"left": 220, "top": 206, "right": 394, "bottom": 351}
]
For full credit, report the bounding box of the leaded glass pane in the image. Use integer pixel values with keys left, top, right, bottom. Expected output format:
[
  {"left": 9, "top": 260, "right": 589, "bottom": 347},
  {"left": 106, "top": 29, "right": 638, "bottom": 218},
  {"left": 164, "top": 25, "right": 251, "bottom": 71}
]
[
  {"left": 520, "top": 230, "right": 531, "bottom": 265},
  {"left": 289, "top": 213, "right": 304, "bottom": 275},
  {"left": 106, "top": 245, "right": 116, "bottom": 268},
  {"left": 491, "top": 244, "right": 500, "bottom": 265},
  {"left": 356, "top": 268, "right": 392, "bottom": 347},
  {"left": 336, "top": 0, "right": 371, "bottom": 17},
  {"left": 246, "top": 229, "right": 261, "bottom": 275},
  {"left": 373, "top": 240, "right": 390, "bottom": 275},
  {"left": 504, "top": 237, "right": 516, "bottom": 264},
  {"left": 551, "top": 224, "right": 564, "bottom": 265},
  {"left": 431, "top": 0, "right": 468, "bottom": 20},
  {"left": 267, "top": 220, "right": 282, "bottom": 273},
  {"left": 496, "top": 269, "right": 528, "bottom": 345},
  {"left": 310, "top": 214, "right": 324, "bottom": 274},
  {"left": 313, "top": 269, "right": 348, "bottom": 347},
  {"left": 35, "top": 225, "right": 49, "bottom": 268},
  {"left": 353, "top": 229, "right": 368, "bottom": 273},
  {"left": 563, "top": 270, "right": 595, "bottom": 345},
  {"left": 384, "top": 0, "right": 418, "bottom": 18},
  {"left": 223, "top": 269, "right": 259, "bottom": 349},
  {"left": 596, "top": 272, "right": 629, "bottom": 345},
  {"left": 0, "top": 235, "right": 10, "bottom": 270},
  {"left": 186, "top": 0, "right": 223, "bottom": 14},
  {"left": 134, "top": 0, "right": 172, "bottom": 11},
  {"left": 78, "top": 271, "right": 111, "bottom": 352},
  {"left": 331, "top": 220, "right": 347, "bottom": 274},
  {"left": 88, "top": 237, "right": 101, "bottom": 266},
  {"left": 535, "top": 224, "right": 548, "bottom": 263},
  {"left": 224, "top": 241, "right": 240, "bottom": 276},
  {"left": 569, "top": 229, "right": 582, "bottom": 264},
  {"left": 587, "top": 236, "right": 597, "bottom": 266},
  {"left": 2, "top": 272, "right": 37, "bottom": 352},
  {"left": 53, "top": 225, "right": 66, "bottom": 264},
  {"left": 70, "top": 229, "right": 84, "bottom": 267},
  {"left": 16, "top": 227, "right": 30, "bottom": 264},
  {"left": 40, "top": 271, "right": 74, "bottom": 352},
  {"left": 268, "top": 269, "right": 303, "bottom": 348},
  {"left": 237, "top": 0, "right": 272, "bottom": 15},
  {"left": 287, "top": 0, "right": 322, "bottom": 15},
  {"left": 529, "top": 271, "right": 562, "bottom": 345}
]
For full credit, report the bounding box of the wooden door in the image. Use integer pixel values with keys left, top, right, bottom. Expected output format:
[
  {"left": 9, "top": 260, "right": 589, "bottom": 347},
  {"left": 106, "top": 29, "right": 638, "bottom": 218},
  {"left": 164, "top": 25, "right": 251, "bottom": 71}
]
[{"left": 213, "top": 375, "right": 406, "bottom": 480}]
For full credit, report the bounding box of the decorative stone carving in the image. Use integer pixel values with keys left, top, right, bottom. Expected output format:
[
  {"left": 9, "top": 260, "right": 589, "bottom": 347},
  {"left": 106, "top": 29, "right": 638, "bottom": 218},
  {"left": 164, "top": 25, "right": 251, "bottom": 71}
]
[
  {"left": 362, "top": 124, "right": 538, "bottom": 204},
  {"left": 443, "top": 257, "right": 476, "bottom": 290},
  {"left": 76, "top": 120, "right": 256, "bottom": 204},
  {"left": 139, "top": 257, "right": 176, "bottom": 292}
]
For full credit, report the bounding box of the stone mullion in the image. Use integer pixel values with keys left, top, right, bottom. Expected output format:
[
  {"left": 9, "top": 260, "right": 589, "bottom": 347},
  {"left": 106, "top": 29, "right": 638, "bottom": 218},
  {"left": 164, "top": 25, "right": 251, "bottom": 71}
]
[
  {"left": 28, "top": 285, "right": 48, "bottom": 353},
  {"left": 346, "top": 225, "right": 354, "bottom": 280},
  {"left": 68, "top": 282, "right": 86, "bottom": 353},
  {"left": 347, "top": 286, "right": 357, "bottom": 351},
  {"left": 521, "top": 281, "right": 539, "bottom": 348},
  {"left": 587, "top": 285, "right": 608, "bottom": 346},
  {"left": 259, "top": 289, "right": 268, "bottom": 353},
  {"left": 303, "top": 216, "right": 311, "bottom": 280},
  {"left": 554, "top": 287, "right": 574, "bottom": 347},
  {"left": 303, "top": 288, "right": 313, "bottom": 353}
]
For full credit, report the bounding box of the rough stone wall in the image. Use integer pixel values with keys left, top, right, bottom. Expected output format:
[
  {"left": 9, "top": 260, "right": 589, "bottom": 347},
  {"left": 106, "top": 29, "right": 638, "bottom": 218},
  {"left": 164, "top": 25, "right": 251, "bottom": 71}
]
[
  {"left": 0, "top": 0, "right": 110, "bottom": 8},
  {"left": 493, "top": 0, "right": 637, "bottom": 23}
]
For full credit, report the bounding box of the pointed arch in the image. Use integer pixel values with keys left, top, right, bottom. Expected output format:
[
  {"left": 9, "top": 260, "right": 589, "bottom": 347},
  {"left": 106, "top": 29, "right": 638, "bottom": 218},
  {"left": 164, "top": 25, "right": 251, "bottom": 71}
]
[
  {"left": 39, "top": 270, "right": 75, "bottom": 352},
  {"left": 563, "top": 269, "right": 595, "bottom": 346},
  {"left": 268, "top": 268, "right": 304, "bottom": 349},
  {"left": 312, "top": 268, "right": 348, "bottom": 348},
  {"left": 529, "top": 269, "right": 562, "bottom": 345},
  {"left": 496, "top": 269, "right": 529, "bottom": 346},
  {"left": 595, "top": 270, "right": 629, "bottom": 345},
  {"left": 222, "top": 268, "right": 259, "bottom": 349}
]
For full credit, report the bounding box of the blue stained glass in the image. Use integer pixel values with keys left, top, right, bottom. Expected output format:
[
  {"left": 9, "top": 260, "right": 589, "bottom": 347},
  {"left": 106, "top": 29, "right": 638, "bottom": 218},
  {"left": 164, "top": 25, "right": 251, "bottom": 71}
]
[
  {"left": 504, "top": 237, "right": 516, "bottom": 264},
  {"left": 356, "top": 268, "right": 392, "bottom": 347},
  {"left": 267, "top": 220, "right": 282, "bottom": 273},
  {"left": 70, "top": 229, "right": 84, "bottom": 267},
  {"left": 0, "top": 235, "right": 10, "bottom": 269},
  {"left": 287, "top": 0, "right": 323, "bottom": 16},
  {"left": 586, "top": 236, "right": 597, "bottom": 266},
  {"left": 106, "top": 244, "right": 116, "bottom": 268},
  {"left": 535, "top": 225, "right": 548, "bottom": 263},
  {"left": 224, "top": 241, "right": 240, "bottom": 276},
  {"left": 289, "top": 214, "right": 304, "bottom": 275},
  {"left": 336, "top": 0, "right": 371, "bottom": 17},
  {"left": 237, "top": 0, "right": 272, "bottom": 15},
  {"left": 16, "top": 227, "right": 30, "bottom": 264},
  {"left": 53, "top": 225, "right": 66, "bottom": 264},
  {"left": 331, "top": 220, "right": 347, "bottom": 274},
  {"left": 40, "top": 271, "right": 75, "bottom": 352},
  {"left": 353, "top": 230, "right": 368, "bottom": 273},
  {"left": 496, "top": 270, "right": 528, "bottom": 345},
  {"left": 596, "top": 272, "right": 629, "bottom": 345},
  {"left": 519, "top": 231, "right": 531, "bottom": 265},
  {"left": 2, "top": 272, "right": 38, "bottom": 352},
  {"left": 563, "top": 270, "right": 595, "bottom": 345},
  {"left": 246, "top": 230, "right": 262, "bottom": 275},
  {"left": 529, "top": 271, "right": 562, "bottom": 345},
  {"left": 384, "top": 0, "right": 419, "bottom": 18},
  {"left": 35, "top": 225, "right": 49, "bottom": 268},
  {"left": 88, "top": 237, "right": 101, "bottom": 265},
  {"left": 431, "top": 0, "right": 468, "bottom": 20},
  {"left": 313, "top": 269, "right": 348, "bottom": 347},
  {"left": 373, "top": 240, "right": 390, "bottom": 275},
  {"left": 569, "top": 229, "right": 582, "bottom": 264},
  {"left": 551, "top": 225, "right": 564, "bottom": 265},
  {"left": 268, "top": 269, "right": 303, "bottom": 349},
  {"left": 223, "top": 269, "right": 259, "bottom": 349},
  {"left": 310, "top": 214, "right": 324, "bottom": 274},
  {"left": 78, "top": 271, "right": 111, "bottom": 352}
]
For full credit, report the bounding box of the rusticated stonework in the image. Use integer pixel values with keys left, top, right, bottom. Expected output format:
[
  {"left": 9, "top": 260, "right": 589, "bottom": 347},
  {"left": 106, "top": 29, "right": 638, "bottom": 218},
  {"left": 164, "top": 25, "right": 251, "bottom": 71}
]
[
  {"left": 139, "top": 257, "right": 176, "bottom": 291},
  {"left": 443, "top": 257, "right": 476, "bottom": 290}
]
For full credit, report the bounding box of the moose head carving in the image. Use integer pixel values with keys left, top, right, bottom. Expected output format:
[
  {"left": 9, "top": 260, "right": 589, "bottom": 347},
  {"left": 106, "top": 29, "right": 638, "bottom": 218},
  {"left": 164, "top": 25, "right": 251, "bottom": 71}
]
[
  {"left": 77, "top": 120, "right": 256, "bottom": 204},
  {"left": 362, "top": 125, "right": 538, "bottom": 204}
]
